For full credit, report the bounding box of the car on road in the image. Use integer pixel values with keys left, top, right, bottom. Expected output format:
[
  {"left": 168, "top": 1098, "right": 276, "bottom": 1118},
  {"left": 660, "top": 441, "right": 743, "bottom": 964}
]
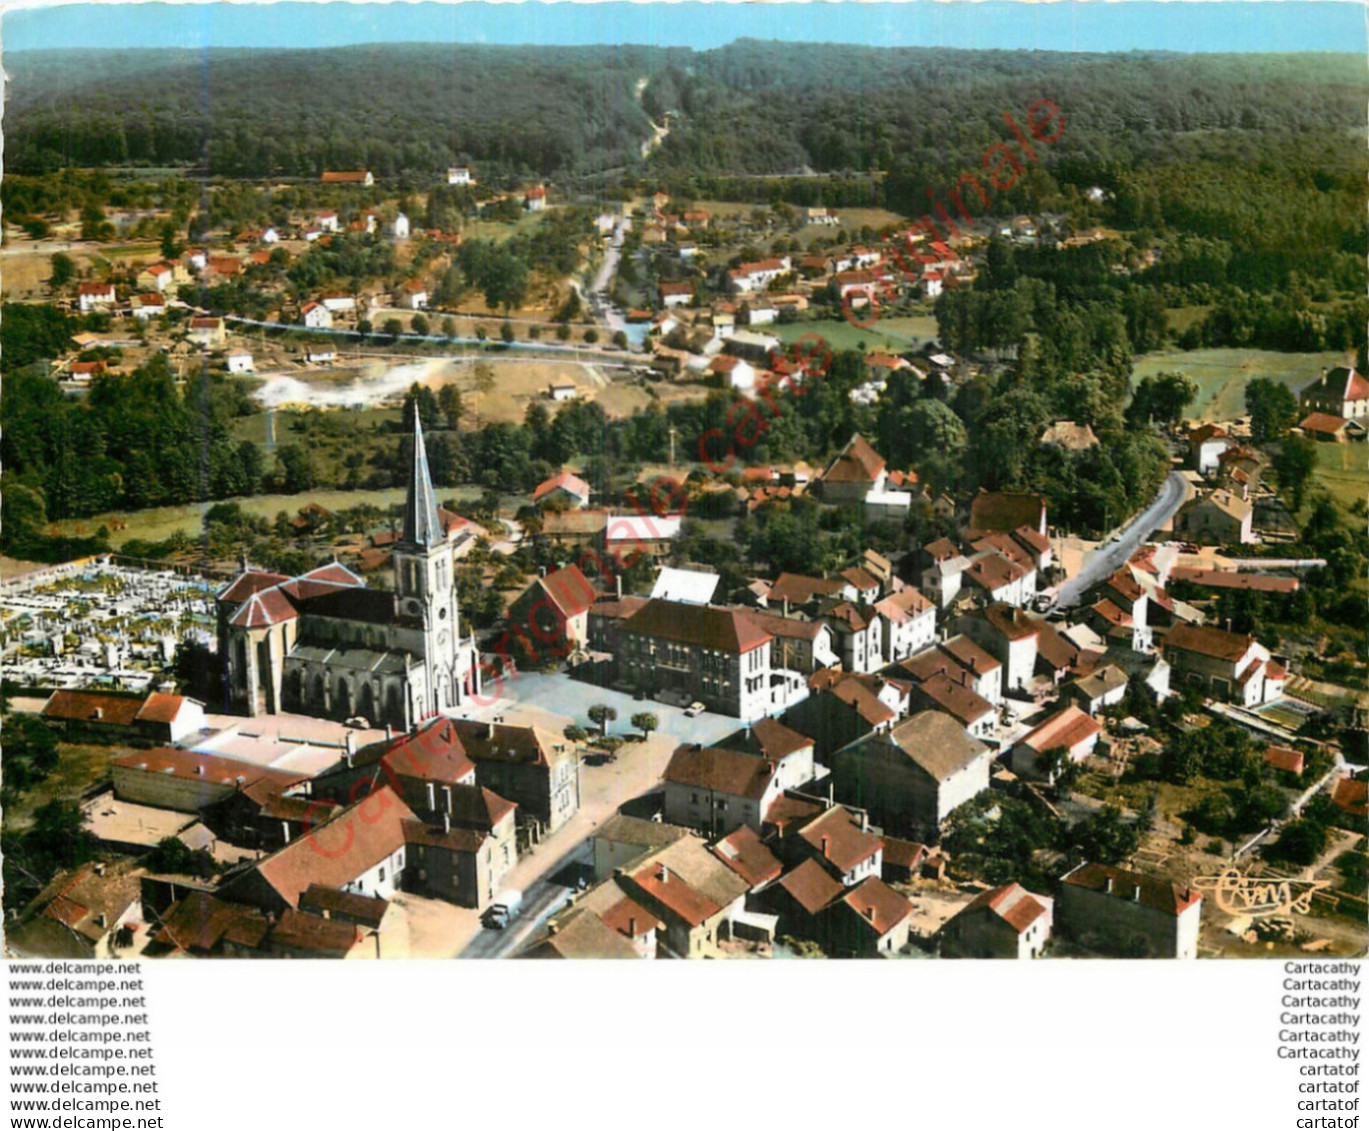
[{"left": 684, "top": 701, "right": 706, "bottom": 717}]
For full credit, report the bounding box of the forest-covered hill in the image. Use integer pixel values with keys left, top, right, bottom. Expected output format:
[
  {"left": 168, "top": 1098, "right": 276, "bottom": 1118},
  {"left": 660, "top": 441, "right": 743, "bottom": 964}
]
[{"left": 7, "top": 41, "right": 1364, "bottom": 184}]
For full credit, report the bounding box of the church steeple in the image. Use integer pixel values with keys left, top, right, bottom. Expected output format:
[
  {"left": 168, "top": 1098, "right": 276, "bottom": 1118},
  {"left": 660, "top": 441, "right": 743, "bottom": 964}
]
[{"left": 400, "top": 413, "right": 443, "bottom": 549}]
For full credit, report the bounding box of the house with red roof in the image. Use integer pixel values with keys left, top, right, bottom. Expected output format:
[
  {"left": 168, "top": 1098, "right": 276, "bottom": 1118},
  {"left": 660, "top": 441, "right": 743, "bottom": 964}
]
[
  {"left": 1162, "top": 623, "right": 1285, "bottom": 707},
  {"left": 78, "top": 280, "right": 117, "bottom": 312},
  {"left": 618, "top": 837, "right": 750, "bottom": 958},
  {"left": 1058, "top": 862, "right": 1202, "bottom": 958},
  {"left": 1010, "top": 704, "right": 1104, "bottom": 779},
  {"left": 941, "top": 882, "right": 1053, "bottom": 958},
  {"left": 619, "top": 599, "right": 778, "bottom": 721},
  {"left": 532, "top": 470, "right": 592, "bottom": 510},
  {"left": 1301, "top": 365, "right": 1369, "bottom": 421},
  {"left": 507, "top": 563, "right": 598, "bottom": 655}
]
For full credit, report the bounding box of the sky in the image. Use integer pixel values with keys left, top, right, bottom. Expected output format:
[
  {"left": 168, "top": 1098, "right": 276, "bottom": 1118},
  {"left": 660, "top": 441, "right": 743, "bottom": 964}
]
[{"left": 4, "top": 0, "right": 1363, "bottom": 54}]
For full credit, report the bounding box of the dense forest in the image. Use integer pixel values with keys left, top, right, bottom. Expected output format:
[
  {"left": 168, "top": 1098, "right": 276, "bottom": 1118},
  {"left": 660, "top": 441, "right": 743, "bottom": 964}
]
[{"left": 9, "top": 41, "right": 1363, "bottom": 293}]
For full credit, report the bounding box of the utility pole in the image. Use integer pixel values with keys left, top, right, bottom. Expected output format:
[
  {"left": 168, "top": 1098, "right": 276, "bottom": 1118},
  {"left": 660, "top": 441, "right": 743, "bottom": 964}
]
[{"left": 668, "top": 424, "right": 679, "bottom": 469}]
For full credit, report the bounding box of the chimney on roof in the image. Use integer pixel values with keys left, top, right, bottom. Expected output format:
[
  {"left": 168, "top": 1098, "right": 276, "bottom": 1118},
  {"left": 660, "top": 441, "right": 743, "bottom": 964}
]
[
  {"left": 344, "top": 731, "right": 357, "bottom": 759},
  {"left": 864, "top": 905, "right": 874, "bottom": 921},
  {"left": 821, "top": 836, "right": 829, "bottom": 858},
  {"left": 385, "top": 724, "right": 394, "bottom": 741},
  {"left": 628, "top": 916, "right": 637, "bottom": 937},
  {"left": 658, "top": 863, "right": 669, "bottom": 883},
  {"left": 195, "top": 764, "right": 204, "bottom": 776}
]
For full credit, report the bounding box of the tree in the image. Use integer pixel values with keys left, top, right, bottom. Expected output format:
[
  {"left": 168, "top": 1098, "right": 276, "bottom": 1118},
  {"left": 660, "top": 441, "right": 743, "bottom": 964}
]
[
  {"left": 49, "top": 252, "right": 75, "bottom": 290},
  {"left": 587, "top": 703, "right": 617, "bottom": 736},
  {"left": 583, "top": 328, "right": 599, "bottom": 345},
  {"left": 160, "top": 220, "right": 182, "bottom": 261},
  {"left": 612, "top": 329, "right": 629, "bottom": 350},
  {"left": 1272, "top": 435, "right": 1317, "bottom": 512},
  {"left": 438, "top": 384, "right": 463, "bottom": 430},
  {"left": 382, "top": 318, "right": 404, "bottom": 340},
  {"left": 630, "top": 712, "right": 659, "bottom": 740},
  {"left": 411, "top": 313, "right": 430, "bottom": 337},
  {"left": 500, "top": 320, "right": 515, "bottom": 343},
  {"left": 1246, "top": 378, "right": 1299, "bottom": 444}
]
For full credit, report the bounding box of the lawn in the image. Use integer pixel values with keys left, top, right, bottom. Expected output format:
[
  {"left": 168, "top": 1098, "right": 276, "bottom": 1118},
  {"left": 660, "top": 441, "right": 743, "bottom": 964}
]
[
  {"left": 2, "top": 742, "right": 118, "bottom": 835},
  {"left": 1311, "top": 441, "right": 1369, "bottom": 514},
  {"left": 51, "top": 485, "right": 488, "bottom": 547},
  {"left": 774, "top": 313, "right": 940, "bottom": 355},
  {"left": 1132, "top": 347, "right": 1351, "bottom": 422}
]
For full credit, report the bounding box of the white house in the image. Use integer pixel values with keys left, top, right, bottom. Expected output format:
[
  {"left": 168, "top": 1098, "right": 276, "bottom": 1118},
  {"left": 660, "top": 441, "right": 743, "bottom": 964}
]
[
  {"left": 727, "top": 257, "right": 790, "bottom": 294},
  {"left": 708, "top": 354, "right": 756, "bottom": 392},
  {"left": 302, "top": 302, "right": 332, "bottom": 330},
  {"left": 392, "top": 213, "right": 411, "bottom": 240},
  {"left": 402, "top": 279, "right": 428, "bottom": 310},
  {"left": 226, "top": 352, "right": 255, "bottom": 375},
  {"left": 321, "top": 292, "right": 356, "bottom": 313},
  {"left": 1010, "top": 705, "right": 1104, "bottom": 779},
  {"left": 447, "top": 167, "right": 474, "bottom": 186},
  {"left": 306, "top": 347, "right": 337, "bottom": 364},
  {"left": 875, "top": 588, "right": 937, "bottom": 663},
  {"left": 317, "top": 211, "right": 340, "bottom": 232},
  {"left": 1058, "top": 863, "right": 1202, "bottom": 959},
  {"left": 132, "top": 293, "right": 166, "bottom": 320},
  {"left": 184, "top": 249, "right": 208, "bottom": 272}
]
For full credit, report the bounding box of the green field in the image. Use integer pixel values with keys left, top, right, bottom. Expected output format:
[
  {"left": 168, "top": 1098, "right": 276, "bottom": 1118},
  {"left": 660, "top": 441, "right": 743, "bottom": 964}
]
[
  {"left": 1132, "top": 348, "right": 1351, "bottom": 422},
  {"left": 774, "top": 313, "right": 940, "bottom": 355},
  {"left": 1311, "top": 442, "right": 1369, "bottom": 514},
  {"left": 52, "top": 484, "right": 486, "bottom": 548}
]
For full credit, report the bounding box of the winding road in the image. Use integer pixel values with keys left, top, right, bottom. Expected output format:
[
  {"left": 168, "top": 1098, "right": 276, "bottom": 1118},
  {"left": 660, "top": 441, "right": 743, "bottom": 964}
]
[{"left": 1054, "top": 470, "right": 1188, "bottom": 609}]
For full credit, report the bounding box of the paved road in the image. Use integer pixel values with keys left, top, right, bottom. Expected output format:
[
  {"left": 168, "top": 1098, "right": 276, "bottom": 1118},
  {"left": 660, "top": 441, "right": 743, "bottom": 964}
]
[
  {"left": 1055, "top": 470, "right": 1188, "bottom": 609},
  {"left": 457, "top": 842, "right": 587, "bottom": 959}
]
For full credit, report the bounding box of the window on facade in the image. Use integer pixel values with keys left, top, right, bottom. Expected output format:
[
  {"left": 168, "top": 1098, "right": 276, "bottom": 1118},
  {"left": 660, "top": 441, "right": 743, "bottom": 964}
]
[{"left": 378, "top": 867, "right": 386, "bottom": 882}]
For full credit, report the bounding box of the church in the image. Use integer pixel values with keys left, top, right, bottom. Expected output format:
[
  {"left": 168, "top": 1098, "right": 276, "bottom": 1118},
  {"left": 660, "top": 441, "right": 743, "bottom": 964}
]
[{"left": 217, "top": 416, "right": 483, "bottom": 728}]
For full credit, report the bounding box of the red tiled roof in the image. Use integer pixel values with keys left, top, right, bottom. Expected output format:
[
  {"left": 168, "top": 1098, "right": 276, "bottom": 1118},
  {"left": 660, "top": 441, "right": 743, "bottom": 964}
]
[
  {"left": 1165, "top": 623, "right": 1255, "bottom": 663},
  {"left": 228, "top": 587, "right": 299, "bottom": 628},
  {"left": 875, "top": 587, "right": 933, "bottom": 623},
  {"left": 749, "top": 717, "right": 814, "bottom": 760},
  {"left": 837, "top": 876, "right": 912, "bottom": 936},
  {"left": 767, "top": 573, "right": 848, "bottom": 605},
  {"left": 532, "top": 470, "right": 592, "bottom": 503},
  {"left": 1017, "top": 705, "right": 1102, "bottom": 755},
  {"left": 624, "top": 599, "right": 772, "bottom": 654},
  {"left": 1299, "top": 412, "right": 1349, "bottom": 435},
  {"left": 599, "top": 895, "right": 662, "bottom": 939},
  {"left": 247, "top": 787, "right": 415, "bottom": 908},
  {"left": 43, "top": 690, "right": 144, "bottom": 727},
  {"left": 134, "top": 692, "right": 187, "bottom": 725},
  {"left": 114, "top": 746, "right": 305, "bottom": 792},
  {"left": 1330, "top": 776, "right": 1367, "bottom": 818},
  {"left": 821, "top": 434, "right": 886, "bottom": 485},
  {"left": 630, "top": 861, "right": 722, "bottom": 927},
  {"left": 1170, "top": 568, "right": 1299, "bottom": 594},
  {"left": 911, "top": 673, "right": 995, "bottom": 727},
  {"left": 798, "top": 806, "right": 882, "bottom": 873},
  {"left": 777, "top": 858, "right": 843, "bottom": 915},
  {"left": 1063, "top": 863, "right": 1201, "bottom": 917},
  {"left": 711, "top": 826, "right": 783, "bottom": 888},
  {"left": 1263, "top": 746, "right": 1305, "bottom": 775},
  {"left": 962, "top": 882, "right": 1049, "bottom": 934},
  {"left": 537, "top": 564, "right": 597, "bottom": 620}
]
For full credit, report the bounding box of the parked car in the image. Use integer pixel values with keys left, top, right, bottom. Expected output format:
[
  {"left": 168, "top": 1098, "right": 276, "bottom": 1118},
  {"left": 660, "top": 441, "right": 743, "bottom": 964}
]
[{"left": 684, "top": 701, "right": 706, "bottom": 717}]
